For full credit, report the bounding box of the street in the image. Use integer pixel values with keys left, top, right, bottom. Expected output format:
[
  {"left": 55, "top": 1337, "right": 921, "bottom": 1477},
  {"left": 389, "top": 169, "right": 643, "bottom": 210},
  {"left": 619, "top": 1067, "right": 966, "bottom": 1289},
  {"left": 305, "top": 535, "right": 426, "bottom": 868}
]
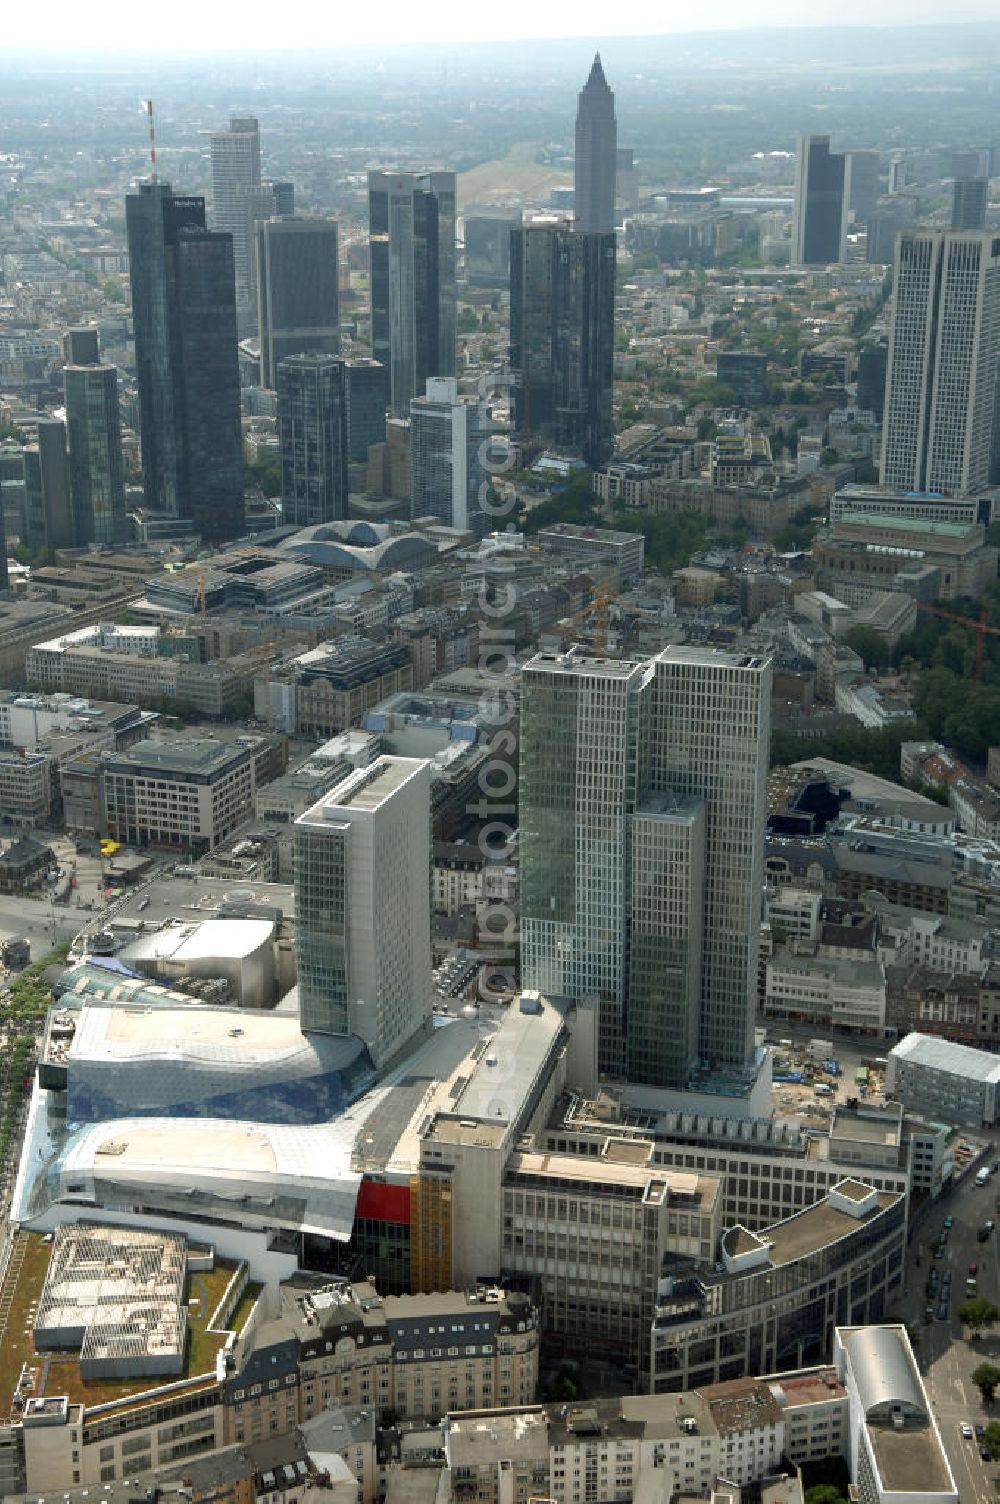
[{"left": 905, "top": 1150, "right": 1000, "bottom": 1504}]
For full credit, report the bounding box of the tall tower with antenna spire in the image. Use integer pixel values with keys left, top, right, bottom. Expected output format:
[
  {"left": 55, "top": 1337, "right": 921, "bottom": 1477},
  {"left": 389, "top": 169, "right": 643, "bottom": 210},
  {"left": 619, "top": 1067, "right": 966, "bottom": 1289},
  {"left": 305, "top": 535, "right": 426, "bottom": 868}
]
[{"left": 574, "top": 53, "right": 617, "bottom": 233}]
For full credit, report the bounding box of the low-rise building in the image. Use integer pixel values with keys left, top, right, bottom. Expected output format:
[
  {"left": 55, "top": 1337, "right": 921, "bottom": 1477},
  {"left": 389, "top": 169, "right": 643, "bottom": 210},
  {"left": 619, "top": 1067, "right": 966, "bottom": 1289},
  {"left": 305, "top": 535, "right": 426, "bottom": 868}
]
[
  {"left": 835, "top": 1324, "right": 957, "bottom": 1504},
  {"left": 650, "top": 1181, "right": 906, "bottom": 1392},
  {"left": 765, "top": 949, "right": 886, "bottom": 1032},
  {"left": 887, "top": 1031, "right": 1000, "bottom": 1126},
  {"left": 0, "top": 751, "right": 51, "bottom": 826},
  {"left": 224, "top": 1280, "right": 539, "bottom": 1444},
  {"left": 102, "top": 737, "right": 255, "bottom": 852},
  {"left": 536, "top": 523, "right": 645, "bottom": 582}
]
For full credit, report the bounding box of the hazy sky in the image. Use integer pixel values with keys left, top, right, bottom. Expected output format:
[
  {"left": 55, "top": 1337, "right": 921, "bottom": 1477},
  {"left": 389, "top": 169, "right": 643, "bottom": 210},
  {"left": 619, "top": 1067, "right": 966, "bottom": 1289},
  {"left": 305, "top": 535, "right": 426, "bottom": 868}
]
[{"left": 6, "top": 1, "right": 1000, "bottom": 52}]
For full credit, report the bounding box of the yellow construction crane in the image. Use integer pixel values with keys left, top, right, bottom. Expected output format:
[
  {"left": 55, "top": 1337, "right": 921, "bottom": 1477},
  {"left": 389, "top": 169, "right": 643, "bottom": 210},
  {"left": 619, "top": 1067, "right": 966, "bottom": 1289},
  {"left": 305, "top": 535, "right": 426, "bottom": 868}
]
[
  {"left": 245, "top": 641, "right": 277, "bottom": 728},
  {"left": 557, "top": 585, "right": 614, "bottom": 657}
]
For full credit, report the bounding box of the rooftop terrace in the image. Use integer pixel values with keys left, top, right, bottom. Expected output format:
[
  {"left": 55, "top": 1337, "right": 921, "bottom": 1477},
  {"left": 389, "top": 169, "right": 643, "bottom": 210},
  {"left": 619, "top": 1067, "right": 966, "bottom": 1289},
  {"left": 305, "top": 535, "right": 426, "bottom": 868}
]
[{"left": 0, "top": 1230, "right": 254, "bottom": 1415}]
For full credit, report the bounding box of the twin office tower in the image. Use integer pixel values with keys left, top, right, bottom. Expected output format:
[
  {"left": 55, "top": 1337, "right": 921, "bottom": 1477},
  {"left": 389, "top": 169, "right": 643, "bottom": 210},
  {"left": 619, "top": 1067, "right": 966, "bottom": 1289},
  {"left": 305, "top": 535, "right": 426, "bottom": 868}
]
[{"left": 519, "top": 645, "right": 772, "bottom": 1098}]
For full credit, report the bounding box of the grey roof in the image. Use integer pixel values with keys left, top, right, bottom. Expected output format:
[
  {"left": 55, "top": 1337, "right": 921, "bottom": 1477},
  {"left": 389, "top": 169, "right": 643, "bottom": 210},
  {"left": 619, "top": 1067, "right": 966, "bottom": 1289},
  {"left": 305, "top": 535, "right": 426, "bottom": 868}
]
[
  {"left": 841, "top": 1326, "right": 926, "bottom": 1418},
  {"left": 892, "top": 1031, "right": 1000, "bottom": 1083}
]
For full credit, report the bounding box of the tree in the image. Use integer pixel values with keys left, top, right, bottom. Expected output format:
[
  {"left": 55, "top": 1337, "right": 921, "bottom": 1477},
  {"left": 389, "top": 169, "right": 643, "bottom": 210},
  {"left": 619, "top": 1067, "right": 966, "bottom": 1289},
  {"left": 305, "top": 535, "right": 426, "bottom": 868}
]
[
  {"left": 972, "top": 1362, "right": 1000, "bottom": 1402},
  {"left": 245, "top": 448, "right": 281, "bottom": 498},
  {"left": 805, "top": 1488, "right": 849, "bottom": 1504},
  {"left": 984, "top": 1420, "right": 1000, "bottom": 1459},
  {"left": 844, "top": 625, "right": 889, "bottom": 671},
  {"left": 959, "top": 1297, "right": 999, "bottom": 1336}
]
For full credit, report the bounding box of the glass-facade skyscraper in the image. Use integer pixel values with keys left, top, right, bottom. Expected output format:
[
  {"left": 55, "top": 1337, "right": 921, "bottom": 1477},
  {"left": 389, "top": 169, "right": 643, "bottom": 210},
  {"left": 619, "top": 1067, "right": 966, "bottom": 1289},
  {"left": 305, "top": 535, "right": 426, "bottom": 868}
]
[
  {"left": 509, "top": 220, "right": 615, "bottom": 467},
  {"left": 23, "top": 417, "right": 74, "bottom": 553},
  {"left": 257, "top": 217, "right": 340, "bottom": 389},
  {"left": 519, "top": 646, "right": 771, "bottom": 1089},
  {"left": 793, "top": 135, "right": 847, "bottom": 266},
  {"left": 294, "top": 757, "right": 433, "bottom": 1069},
  {"left": 574, "top": 54, "right": 617, "bottom": 234},
  {"left": 126, "top": 182, "right": 244, "bottom": 541},
  {"left": 344, "top": 358, "right": 388, "bottom": 463},
  {"left": 368, "top": 170, "right": 456, "bottom": 417},
  {"left": 64, "top": 362, "right": 126, "bottom": 547},
  {"left": 277, "top": 353, "right": 349, "bottom": 528}
]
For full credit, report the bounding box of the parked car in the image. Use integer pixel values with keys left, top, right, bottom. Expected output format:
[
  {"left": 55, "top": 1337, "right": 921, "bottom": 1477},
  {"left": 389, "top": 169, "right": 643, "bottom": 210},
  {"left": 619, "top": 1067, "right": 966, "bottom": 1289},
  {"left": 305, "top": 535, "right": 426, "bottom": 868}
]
[
  {"left": 961, "top": 1422, "right": 973, "bottom": 1438},
  {"left": 938, "top": 1303, "right": 950, "bottom": 1320}
]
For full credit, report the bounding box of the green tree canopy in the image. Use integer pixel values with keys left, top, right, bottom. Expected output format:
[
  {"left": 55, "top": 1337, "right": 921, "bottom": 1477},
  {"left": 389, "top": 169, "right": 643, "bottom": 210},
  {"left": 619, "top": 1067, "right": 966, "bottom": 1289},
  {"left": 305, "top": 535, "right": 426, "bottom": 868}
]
[
  {"left": 959, "top": 1297, "right": 999, "bottom": 1336},
  {"left": 844, "top": 624, "right": 889, "bottom": 671},
  {"left": 972, "top": 1362, "right": 1000, "bottom": 1402}
]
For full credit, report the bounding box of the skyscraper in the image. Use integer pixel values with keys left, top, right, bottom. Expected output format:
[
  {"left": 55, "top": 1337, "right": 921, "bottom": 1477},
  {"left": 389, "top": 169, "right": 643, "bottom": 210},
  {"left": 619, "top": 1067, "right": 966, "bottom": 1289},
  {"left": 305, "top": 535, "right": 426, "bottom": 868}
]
[
  {"left": 410, "top": 377, "right": 489, "bottom": 536},
  {"left": 23, "top": 418, "right": 73, "bottom": 553},
  {"left": 881, "top": 229, "right": 1000, "bottom": 497},
  {"left": 368, "top": 171, "right": 456, "bottom": 417},
  {"left": 241, "top": 182, "right": 295, "bottom": 338},
  {"left": 793, "top": 135, "right": 847, "bottom": 266},
  {"left": 210, "top": 115, "right": 261, "bottom": 327},
  {"left": 64, "top": 361, "right": 125, "bottom": 547},
  {"left": 574, "top": 54, "right": 617, "bottom": 234},
  {"left": 951, "top": 177, "right": 988, "bottom": 231},
  {"left": 509, "top": 220, "right": 615, "bottom": 467},
  {"left": 63, "top": 327, "right": 99, "bottom": 366},
  {"left": 843, "top": 149, "right": 880, "bottom": 230},
  {"left": 519, "top": 645, "right": 771, "bottom": 1089},
  {"left": 294, "top": 756, "right": 433, "bottom": 1067},
  {"left": 126, "top": 182, "right": 244, "bottom": 540},
  {"left": 277, "top": 353, "right": 348, "bottom": 528},
  {"left": 257, "top": 217, "right": 340, "bottom": 389},
  {"left": 857, "top": 339, "right": 888, "bottom": 421},
  {"left": 519, "top": 654, "right": 649, "bottom": 1076},
  {"left": 641, "top": 649, "right": 771, "bottom": 1078},
  {"left": 344, "top": 359, "right": 388, "bottom": 463}
]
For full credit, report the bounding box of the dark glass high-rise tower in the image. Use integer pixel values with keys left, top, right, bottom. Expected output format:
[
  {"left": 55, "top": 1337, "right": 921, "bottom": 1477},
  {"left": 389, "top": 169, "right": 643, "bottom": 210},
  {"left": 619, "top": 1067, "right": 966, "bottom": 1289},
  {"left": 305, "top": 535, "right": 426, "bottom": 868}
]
[
  {"left": 509, "top": 220, "right": 615, "bottom": 467},
  {"left": 277, "top": 353, "right": 348, "bottom": 527},
  {"left": 126, "top": 182, "right": 244, "bottom": 541},
  {"left": 65, "top": 360, "right": 126, "bottom": 547},
  {"left": 952, "top": 177, "right": 988, "bottom": 231},
  {"left": 574, "top": 54, "right": 617, "bottom": 234},
  {"left": 793, "top": 135, "right": 847, "bottom": 265},
  {"left": 257, "top": 217, "right": 340, "bottom": 389},
  {"left": 23, "top": 418, "right": 74, "bottom": 553},
  {"left": 368, "top": 171, "right": 456, "bottom": 417}
]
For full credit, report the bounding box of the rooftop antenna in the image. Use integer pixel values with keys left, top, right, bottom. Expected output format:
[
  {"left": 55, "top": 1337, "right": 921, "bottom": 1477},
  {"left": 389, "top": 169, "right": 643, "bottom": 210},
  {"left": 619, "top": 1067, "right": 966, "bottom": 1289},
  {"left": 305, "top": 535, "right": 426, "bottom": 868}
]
[{"left": 145, "top": 99, "right": 157, "bottom": 182}]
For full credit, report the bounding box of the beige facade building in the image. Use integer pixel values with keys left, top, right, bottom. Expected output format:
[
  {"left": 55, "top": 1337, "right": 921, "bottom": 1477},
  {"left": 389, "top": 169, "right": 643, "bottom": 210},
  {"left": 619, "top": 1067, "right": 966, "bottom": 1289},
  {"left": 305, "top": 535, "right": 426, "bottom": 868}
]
[{"left": 102, "top": 737, "right": 254, "bottom": 851}]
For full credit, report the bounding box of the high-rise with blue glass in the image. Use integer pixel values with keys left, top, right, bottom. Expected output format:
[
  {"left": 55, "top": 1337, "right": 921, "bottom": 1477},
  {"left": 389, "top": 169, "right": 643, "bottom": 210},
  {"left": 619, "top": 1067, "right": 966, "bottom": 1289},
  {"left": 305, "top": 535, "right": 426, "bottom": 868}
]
[{"left": 126, "top": 182, "right": 244, "bottom": 541}]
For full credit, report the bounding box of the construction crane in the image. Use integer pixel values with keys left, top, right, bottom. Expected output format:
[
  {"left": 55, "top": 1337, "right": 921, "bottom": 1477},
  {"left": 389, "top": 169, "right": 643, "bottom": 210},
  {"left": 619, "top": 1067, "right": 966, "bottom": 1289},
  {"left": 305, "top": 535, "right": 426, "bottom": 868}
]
[
  {"left": 915, "top": 601, "right": 1000, "bottom": 681},
  {"left": 557, "top": 585, "right": 614, "bottom": 657},
  {"left": 245, "top": 641, "right": 278, "bottom": 728}
]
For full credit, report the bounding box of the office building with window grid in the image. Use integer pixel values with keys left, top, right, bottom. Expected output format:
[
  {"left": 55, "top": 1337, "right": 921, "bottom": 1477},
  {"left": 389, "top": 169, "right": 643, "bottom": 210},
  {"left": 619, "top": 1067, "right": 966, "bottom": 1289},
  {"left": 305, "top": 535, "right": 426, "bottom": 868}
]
[
  {"left": 277, "top": 353, "right": 348, "bottom": 527},
  {"left": 881, "top": 229, "right": 1000, "bottom": 497},
  {"left": 294, "top": 756, "right": 433, "bottom": 1067},
  {"left": 519, "top": 646, "right": 770, "bottom": 1091}
]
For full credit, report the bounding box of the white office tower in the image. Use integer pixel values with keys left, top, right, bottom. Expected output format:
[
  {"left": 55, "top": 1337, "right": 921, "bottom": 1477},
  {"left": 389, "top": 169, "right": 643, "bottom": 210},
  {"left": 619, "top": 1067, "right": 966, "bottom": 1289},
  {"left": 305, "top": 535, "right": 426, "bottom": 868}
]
[
  {"left": 409, "top": 377, "right": 489, "bottom": 537},
  {"left": 881, "top": 229, "right": 1000, "bottom": 496},
  {"left": 210, "top": 115, "right": 262, "bottom": 329},
  {"left": 294, "top": 756, "right": 433, "bottom": 1068},
  {"left": 519, "top": 646, "right": 771, "bottom": 1098}
]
